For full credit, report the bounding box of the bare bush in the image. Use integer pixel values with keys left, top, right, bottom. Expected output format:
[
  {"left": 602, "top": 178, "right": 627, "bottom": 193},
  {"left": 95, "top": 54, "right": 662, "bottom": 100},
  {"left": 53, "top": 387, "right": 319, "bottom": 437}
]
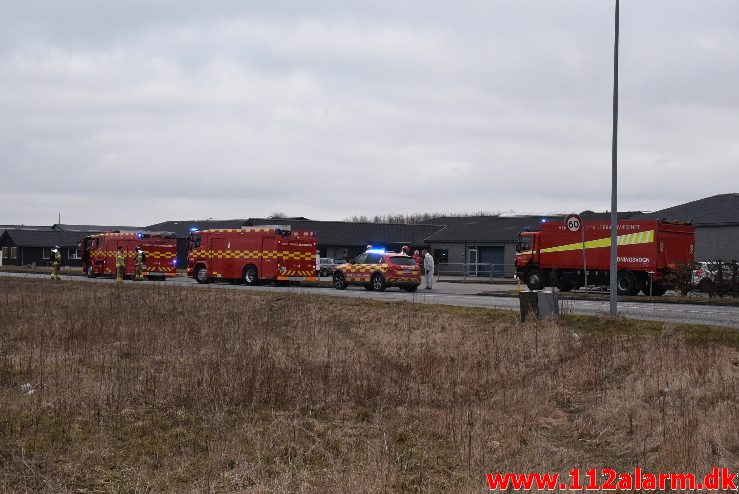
[{"left": 665, "top": 261, "right": 695, "bottom": 295}]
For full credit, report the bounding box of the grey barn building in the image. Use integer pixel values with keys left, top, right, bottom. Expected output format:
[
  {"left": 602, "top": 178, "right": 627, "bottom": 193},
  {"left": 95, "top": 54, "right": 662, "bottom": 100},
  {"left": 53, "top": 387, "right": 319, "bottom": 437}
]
[
  {"left": 633, "top": 193, "right": 739, "bottom": 262},
  {"left": 245, "top": 218, "right": 445, "bottom": 261},
  {"left": 0, "top": 224, "right": 144, "bottom": 268},
  {"left": 0, "top": 229, "right": 88, "bottom": 267},
  {"left": 424, "top": 215, "right": 565, "bottom": 277},
  {"left": 145, "top": 217, "right": 446, "bottom": 268}
]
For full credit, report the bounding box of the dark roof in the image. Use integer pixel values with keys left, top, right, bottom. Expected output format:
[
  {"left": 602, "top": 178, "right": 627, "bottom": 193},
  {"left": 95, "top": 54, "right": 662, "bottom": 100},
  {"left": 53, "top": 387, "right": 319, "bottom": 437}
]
[
  {"left": 1, "top": 225, "right": 51, "bottom": 239},
  {"left": 579, "top": 211, "right": 643, "bottom": 221},
  {"left": 245, "top": 218, "right": 445, "bottom": 246},
  {"left": 145, "top": 219, "right": 249, "bottom": 237},
  {"left": 0, "top": 225, "right": 54, "bottom": 231},
  {"left": 426, "top": 216, "right": 494, "bottom": 225},
  {"left": 52, "top": 224, "right": 144, "bottom": 232},
  {"left": 631, "top": 193, "right": 739, "bottom": 226},
  {"left": 0, "top": 229, "right": 86, "bottom": 248},
  {"left": 425, "top": 215, "right": 565, "bottom": 243}
]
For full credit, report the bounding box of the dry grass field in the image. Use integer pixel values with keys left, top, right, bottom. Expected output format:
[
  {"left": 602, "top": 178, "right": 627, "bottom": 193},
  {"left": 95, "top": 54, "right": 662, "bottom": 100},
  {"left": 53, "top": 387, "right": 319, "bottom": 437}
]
[{"left": 0, "top": 277, "right": 737, "bottom": 493}]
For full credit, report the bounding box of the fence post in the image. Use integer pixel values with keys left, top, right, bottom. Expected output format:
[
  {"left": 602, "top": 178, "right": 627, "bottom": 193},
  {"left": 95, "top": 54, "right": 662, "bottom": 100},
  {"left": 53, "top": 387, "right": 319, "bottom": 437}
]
[{"left": 733, "top": 260, "right": 737, "bottom": 298}]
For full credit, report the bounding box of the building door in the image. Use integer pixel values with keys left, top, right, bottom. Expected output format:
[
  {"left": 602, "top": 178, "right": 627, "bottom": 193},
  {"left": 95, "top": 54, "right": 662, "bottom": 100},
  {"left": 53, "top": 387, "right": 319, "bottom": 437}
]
[
  {"left": 468, "top": 248, "right": 478, "bottom": 276},
  {"left": 478, "top": 246, "right": 505, "bottom": 277}
]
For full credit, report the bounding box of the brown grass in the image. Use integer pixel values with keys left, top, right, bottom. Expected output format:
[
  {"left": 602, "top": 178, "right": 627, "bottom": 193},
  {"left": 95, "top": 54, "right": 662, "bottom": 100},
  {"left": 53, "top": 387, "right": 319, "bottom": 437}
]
[{"left": 0, "top": 277, "right": 737, "bottom": 493}]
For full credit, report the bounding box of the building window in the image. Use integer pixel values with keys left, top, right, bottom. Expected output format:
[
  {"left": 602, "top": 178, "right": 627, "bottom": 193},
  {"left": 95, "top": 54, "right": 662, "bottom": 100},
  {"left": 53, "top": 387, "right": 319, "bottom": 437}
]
[
  {"left": 68, "top": 248, "right": 80, "bottom": 260},
  {"left": 10, "top": 247, "right": 18, "bottom": 259},
  {"left": 42, "top": 248, "right": 51, "bottom": 260},
  {"left": 433, "top": 249, "right": 449, "bottom": 264},
  {"left": 1, "top": 247, "right": 7, "bottom": 259}
]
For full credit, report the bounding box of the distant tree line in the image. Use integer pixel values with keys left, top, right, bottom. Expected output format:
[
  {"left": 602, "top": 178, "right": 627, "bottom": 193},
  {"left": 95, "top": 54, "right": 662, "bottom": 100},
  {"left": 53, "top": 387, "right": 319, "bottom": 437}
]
[{"left": 343, "top": 211, "right": 501, "bottom": 224}]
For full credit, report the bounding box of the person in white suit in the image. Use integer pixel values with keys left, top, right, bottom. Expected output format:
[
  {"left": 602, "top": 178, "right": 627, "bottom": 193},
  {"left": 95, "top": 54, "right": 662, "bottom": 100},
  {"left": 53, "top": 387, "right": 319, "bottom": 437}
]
[{"left": 422, "top": 250, "right": 434, "bottom": 289}]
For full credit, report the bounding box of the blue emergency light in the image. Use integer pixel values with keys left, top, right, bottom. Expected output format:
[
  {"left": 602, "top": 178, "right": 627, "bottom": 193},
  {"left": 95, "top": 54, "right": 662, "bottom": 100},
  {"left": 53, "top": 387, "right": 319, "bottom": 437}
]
[
  {"left": 189, "top": 227, "right": 199, "bottom": 232},
  {"left": 366, "top": 248, "right": 386, "bottom": 254}
]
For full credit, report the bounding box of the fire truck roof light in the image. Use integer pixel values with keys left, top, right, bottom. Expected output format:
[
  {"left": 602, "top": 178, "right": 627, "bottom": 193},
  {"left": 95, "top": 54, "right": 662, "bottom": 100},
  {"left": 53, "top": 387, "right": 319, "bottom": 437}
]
[
  {"left": 189, "top": 227, "right": 199, "bottom": 232},
  {"left": 366, "top": 248, "right": 386, "bottom": 254},
  {"left": 541, "top": 218, "right": 547, "bottom": 223}
]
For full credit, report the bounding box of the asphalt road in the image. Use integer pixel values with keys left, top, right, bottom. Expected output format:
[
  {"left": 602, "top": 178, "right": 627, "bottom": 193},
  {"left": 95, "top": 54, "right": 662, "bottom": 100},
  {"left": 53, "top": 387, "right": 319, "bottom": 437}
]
[{"left": 2, "top": 271, "right": 738, "bottom": 328}]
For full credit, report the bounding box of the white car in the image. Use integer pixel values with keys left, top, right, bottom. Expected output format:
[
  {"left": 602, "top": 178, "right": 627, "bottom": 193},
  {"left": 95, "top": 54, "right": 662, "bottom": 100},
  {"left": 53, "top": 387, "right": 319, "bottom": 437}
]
[
  {"left": 318, "top": 258, "right": 338, "bottom": 277},
  {"left": 692, "top": 261, "right": 733, "bottom": 291}
]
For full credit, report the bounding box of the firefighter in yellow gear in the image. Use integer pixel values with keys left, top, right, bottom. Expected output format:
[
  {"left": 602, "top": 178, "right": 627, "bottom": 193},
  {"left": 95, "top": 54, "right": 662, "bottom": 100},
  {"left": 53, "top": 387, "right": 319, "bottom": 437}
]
[
  {"left": 115, "top": 246, "right": 126, "bottom": 282},
  {"left": 50, "top": 246, "right": 62, "bottom": 280},
  {"left": 134, "top": 247, "right": 145, "bottom": 281}
]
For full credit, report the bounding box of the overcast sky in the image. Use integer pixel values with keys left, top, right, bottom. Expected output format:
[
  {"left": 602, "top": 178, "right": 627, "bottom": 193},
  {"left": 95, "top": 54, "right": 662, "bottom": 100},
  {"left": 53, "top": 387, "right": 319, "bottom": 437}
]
[{"left": 1, "top": 1, "right": 737, "bottom": 226}]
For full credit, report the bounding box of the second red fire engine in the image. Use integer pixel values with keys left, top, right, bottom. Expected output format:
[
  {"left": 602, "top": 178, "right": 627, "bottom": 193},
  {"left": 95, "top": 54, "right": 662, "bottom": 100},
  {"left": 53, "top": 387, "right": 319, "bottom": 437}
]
[{"left": 187, "top": 226, "right": 318, "bottom": 285}]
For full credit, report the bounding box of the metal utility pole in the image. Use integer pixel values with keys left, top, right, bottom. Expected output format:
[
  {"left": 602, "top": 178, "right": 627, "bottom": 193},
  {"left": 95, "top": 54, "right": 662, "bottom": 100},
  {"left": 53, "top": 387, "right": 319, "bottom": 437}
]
[{"left": 610, "top": 0, "right": 619, "bottom": 315}]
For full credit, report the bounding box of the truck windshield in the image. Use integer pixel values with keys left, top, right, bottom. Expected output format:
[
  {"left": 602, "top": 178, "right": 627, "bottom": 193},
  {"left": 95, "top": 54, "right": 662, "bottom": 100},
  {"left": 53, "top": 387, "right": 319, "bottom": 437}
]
[{"left": 516, "top": 238, "right": 532, "bottom": 252}]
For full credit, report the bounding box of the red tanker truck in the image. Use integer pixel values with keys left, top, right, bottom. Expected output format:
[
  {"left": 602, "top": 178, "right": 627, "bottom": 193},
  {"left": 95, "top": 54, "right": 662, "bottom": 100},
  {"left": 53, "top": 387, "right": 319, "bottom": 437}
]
[{"left": 514, "top": 219, "right": 694, "bottom": 296}]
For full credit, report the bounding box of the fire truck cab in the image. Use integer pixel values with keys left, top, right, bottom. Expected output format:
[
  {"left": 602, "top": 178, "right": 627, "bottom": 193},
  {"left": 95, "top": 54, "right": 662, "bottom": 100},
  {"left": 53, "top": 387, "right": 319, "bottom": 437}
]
[
  {"left": 79, "top": 231, "right": 178, "bottom": 280},
  {"left": 187, "top": 226, "right": 318, "bottom": 285}
]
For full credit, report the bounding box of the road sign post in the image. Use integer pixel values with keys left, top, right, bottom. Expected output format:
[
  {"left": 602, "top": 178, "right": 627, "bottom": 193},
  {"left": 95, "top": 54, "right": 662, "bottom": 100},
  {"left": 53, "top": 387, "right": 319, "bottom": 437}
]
[{"left": 565, "top": 214, "right": 587, "bottom": 290}]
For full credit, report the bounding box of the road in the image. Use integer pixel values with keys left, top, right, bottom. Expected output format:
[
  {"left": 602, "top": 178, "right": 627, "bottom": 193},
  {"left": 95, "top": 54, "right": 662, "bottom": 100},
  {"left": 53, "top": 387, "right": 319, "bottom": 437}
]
[{"left": 2, "top": 271, "right": 738, "bottom": 328}]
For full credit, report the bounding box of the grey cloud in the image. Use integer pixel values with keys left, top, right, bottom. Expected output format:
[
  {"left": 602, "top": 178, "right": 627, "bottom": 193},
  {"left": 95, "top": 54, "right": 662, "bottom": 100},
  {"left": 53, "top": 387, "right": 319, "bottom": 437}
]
[{"left": 1, "top": 1, "right": 737, "bottom": 225}]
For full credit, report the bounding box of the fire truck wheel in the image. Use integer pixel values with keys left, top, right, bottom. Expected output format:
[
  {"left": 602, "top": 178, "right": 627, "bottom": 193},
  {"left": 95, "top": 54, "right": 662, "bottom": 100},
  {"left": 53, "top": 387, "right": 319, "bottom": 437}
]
[
  {"left": 194, "top": 266, "right": 210, "bottom": 284},
  {"left": 86, "top": 265, "right": 96, "bottom": 278},
  {"left": 616, "top": 270, "right": 639, "bottom": 296},
  {"left": 524, "top": 267, "right": 545, "bottom": 291},
  {"left": 371, "top": 273, "right": 387, "bottom": 292},
  {"left": 333, "top": 272, "right": 347, "bottom": 290},
  {"left": 644, "top": 282, "right": 668, "bottom": 296},
  {"left": 556, "top": 280, "right": 573, "bottom": 292},
  {"left": 243, "top": 265, "right": 259, "bottom": 286}
]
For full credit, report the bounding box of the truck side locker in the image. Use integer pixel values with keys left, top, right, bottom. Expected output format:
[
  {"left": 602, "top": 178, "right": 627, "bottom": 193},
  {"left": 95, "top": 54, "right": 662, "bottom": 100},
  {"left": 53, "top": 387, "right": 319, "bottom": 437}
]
[
  {"left": 106, "top": 238, "right": 115, "bottom": 275},
  {"left": 209, "top": 237, "right": 226, "bottom": 278},
  {"left": 261, "top": 236, "right": 277, "bottom": 279}
]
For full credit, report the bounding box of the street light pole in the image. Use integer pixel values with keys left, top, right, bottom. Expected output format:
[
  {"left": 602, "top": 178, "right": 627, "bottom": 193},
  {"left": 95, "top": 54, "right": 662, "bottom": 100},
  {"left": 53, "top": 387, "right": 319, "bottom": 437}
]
[{"left": 609, "top": 0, "right": 619, "bottom": 315}]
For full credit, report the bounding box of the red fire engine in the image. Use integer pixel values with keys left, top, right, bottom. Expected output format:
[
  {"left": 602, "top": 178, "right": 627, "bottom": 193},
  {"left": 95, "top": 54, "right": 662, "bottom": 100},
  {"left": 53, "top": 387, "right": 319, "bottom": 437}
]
[
  {"left": 187, "top": 226, "right": 318, "bottom": 284},
  {"left": 80, "top": 231, "right": 178, "bottom": 280},
  {"left": 515, "top": 219, "right": 694, "bottom": 296}
]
